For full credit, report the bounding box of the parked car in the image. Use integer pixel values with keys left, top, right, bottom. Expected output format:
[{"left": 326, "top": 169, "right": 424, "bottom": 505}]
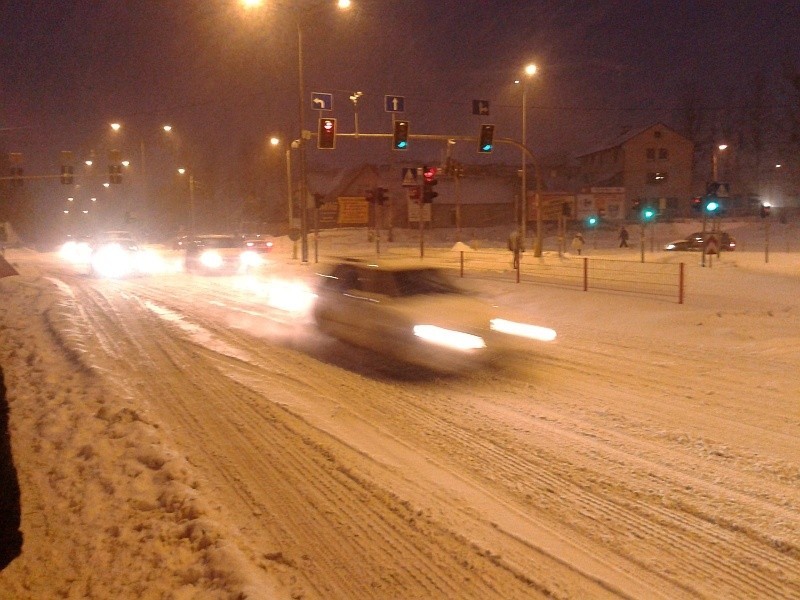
[
  {"left": 313, "top": 258, "right": 556, "bottom": 373},
  {"left": 184, "top": 234, "right": 254, "bottom": 274},
  {"left": 664, "top": 231, "right": 736, "bottom": 252}
]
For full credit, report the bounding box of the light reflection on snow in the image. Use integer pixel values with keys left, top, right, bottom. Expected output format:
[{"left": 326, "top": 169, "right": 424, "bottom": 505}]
[{"left": 143, "top": 300, "right": 252, "bottom": 362}]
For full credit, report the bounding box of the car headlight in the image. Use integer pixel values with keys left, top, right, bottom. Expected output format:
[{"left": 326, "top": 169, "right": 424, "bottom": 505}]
[
  {"left": 199, "top": 250, "right": 223, "bottom": 268},
  {"left": 413, "top": 325, "right": 486, "bottom": 351},
  {"left": 665, "top": 243, "right": 676, "bottom": 250},
  {"left": 92, "top": 243, "right": 134, "bottom": 278},
  {"left": 240, "top": 250, "right": 262, "bottom": 267},
  {"left": 490, "top": 318, "right": 556, "bottom": 342}
]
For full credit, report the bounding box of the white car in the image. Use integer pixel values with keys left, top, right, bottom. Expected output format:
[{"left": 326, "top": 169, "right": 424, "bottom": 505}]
[{"left": 313, "top": 259, "right": 556, "bottom": 373}]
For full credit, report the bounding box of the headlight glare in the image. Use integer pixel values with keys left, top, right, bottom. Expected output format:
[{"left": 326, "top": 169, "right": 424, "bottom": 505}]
[{"left": 413, "top": 324, "right": 486, "bottom": 351}]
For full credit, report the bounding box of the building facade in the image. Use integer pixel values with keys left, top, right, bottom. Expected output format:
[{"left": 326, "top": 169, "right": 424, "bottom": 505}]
[{"left": 575, "top": 123, "right": 694, "bottom": 219}]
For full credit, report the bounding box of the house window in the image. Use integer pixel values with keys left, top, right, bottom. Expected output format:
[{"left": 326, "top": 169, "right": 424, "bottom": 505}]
[
  {"left": 646, "top": 148, "right": 655, "bottom": 160},
  {"left": 659, "top": 148, "right": 668, "bottom": 159},
  {"left": 647, "top": 172, "right": 668, "bottom": 184}
]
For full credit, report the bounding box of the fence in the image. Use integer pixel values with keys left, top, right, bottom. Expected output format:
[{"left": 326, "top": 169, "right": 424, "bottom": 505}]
[{"left": 380, "top": 247, "right": 686, "bottom": 303}]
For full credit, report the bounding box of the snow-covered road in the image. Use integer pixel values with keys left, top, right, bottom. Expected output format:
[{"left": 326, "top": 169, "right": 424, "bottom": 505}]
[{"left": 1, "top": 244, "right": 798, "bottom": 599}]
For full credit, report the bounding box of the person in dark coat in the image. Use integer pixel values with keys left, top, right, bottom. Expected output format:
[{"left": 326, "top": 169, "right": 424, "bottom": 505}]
[{"left": 619, "top": 226, "right": 630, "bottom": 248}]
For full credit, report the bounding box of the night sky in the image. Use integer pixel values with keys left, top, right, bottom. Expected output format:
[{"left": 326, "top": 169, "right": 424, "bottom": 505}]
[{"left": 2, "top": 1, "right": 799, "bottom": 236}]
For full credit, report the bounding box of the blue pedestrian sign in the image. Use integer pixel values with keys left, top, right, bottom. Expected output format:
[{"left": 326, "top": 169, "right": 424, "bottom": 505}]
[
  {"left": 311, "top": 92, "right": 333, "bottom": 111},
  {"left": 385, "top": 95, "right": 405, "bottom": 113}
]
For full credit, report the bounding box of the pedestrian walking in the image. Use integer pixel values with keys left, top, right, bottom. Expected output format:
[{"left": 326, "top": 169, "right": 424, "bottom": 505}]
[
  {"left": 571, "top": 232, "right": 585, "bottom": 255},
  {"left": 619, "top": 226, "right": 630, "bottom": 248}
]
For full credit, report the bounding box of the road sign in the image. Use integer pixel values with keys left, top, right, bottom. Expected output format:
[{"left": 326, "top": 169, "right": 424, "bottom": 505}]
[
  {"left": 472, "top": 99, "right": 490, "bottom": 115},
  {"left": 311, "top": 92, "right": 333, "bottom": 111},
  {"left": 385, "top": 95, "right": 405, "bottom": 113},
  {"left": 401, "top": 167, "right": 418, "bottom": 186}
]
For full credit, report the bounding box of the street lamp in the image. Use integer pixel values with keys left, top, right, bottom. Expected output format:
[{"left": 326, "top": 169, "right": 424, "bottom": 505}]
[
  {"left": 242, "top": 0, "right": 352, "bottom": 263},
  {"left": 516, "top": 63, "right": 538, "bottom": 255},
  {"left": 712, "top": 143, "right": 728, "bottom": 181},
  {"left": 270, "top": 136, "right": 300, "bottom": 258}
]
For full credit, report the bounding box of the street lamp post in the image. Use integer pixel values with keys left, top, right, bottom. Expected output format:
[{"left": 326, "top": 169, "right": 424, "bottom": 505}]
[
  {"left": 517, "top": 63, "right": 539, "bottom": 255},
  {"left": 178, "top": 168, "right": 196, "bottom": 233},
  {"left": 270, "top": 136, "right": 300, "bottom": 259},
  {"left": 243, "top": 0, "right": 351, "bottom": 263},
  {"left": 712, "top": 143, "right": 728, "bottom": 181}
]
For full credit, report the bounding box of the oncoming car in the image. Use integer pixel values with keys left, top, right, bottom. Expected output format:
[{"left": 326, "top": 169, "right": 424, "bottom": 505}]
[
  {"left": 242, "top": 236, "right": 274, "bottom": 254},
  {"left": 664, "top": 231, "right": 736, "bottom": 252},
  {"left": 185, "top": 234, "right": 260, "bottom": 274},
  {"left": 89, "top": 233, "right": 141, "bottom": 278},
  {"left": 313, "top": 259, "right": 556, "bottom": 373}
]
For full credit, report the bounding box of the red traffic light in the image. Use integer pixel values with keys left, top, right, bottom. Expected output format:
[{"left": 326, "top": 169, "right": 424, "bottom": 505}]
[
  {"left": 317, "top": 117, "right": 337, "bottom": 149},
  {"left": 423, "top": 166, "right": 437, "bottom": 182}
]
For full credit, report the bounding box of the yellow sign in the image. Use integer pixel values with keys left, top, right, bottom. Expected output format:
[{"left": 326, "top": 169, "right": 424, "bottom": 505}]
[{"left": 337, "top": 197, "right": 369, "bottom": 225}]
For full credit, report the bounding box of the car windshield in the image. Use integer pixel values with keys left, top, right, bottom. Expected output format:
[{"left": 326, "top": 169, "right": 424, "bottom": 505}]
[{"left": 198, "top": 237, "right": 238, "bottom": 249}]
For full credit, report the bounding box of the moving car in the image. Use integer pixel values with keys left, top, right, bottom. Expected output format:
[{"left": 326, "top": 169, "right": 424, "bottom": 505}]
[
  {"left": 313, "top": 258, "right": 556, "bottom": 372},
  {"left": 185, "top": 234, "right": 256, "bottom": 274},
  {"left": 88, "top": 231, "right": 142, "bottom": 278},
  {"left": 664, "top": 231, "right": 736, "bottom": 252},
  {"left": 242, "top": 235, "right": 274, "bottom": 254}
]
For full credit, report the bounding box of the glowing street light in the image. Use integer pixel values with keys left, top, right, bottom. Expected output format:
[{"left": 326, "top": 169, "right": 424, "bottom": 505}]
[
  {"left": 712, "top": 143, "right": 728, "bottom": 181},
  {"left": 515, "top": 63, "right": 539, "bottom": 254}
]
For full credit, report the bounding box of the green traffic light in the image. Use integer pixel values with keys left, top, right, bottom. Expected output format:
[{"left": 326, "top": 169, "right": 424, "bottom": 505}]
[
  {"left": 587, "top": 216, "right": 598, "bottom": 226},
  {"left": 642, "top": 208, "right": 656, "bottom": 221},
  {"left": 706, "top": 200, "right": 719, "bottom": 212}
]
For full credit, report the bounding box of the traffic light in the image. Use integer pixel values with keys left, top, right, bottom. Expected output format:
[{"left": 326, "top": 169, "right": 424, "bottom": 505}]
[
  {"left": 60, "top": 151, "right": 74, "bottom": 184},
  {"left": 8, "top": 152, "right": 23, "bottom": 187},
  {"left": 632, "top": 198, "right": 641, "bottom": 211},
  {"left": 641, "top": 206, "right": 656, "bottom": 222},
  {"left": 691, "top": 196, "right": 702, "bottom": 212},
  {"left": 760, "top": 203, "right": 771, "bottom": 218},
  {"left": 60, "top": 165, "right": 74, "bottom": 185},
  {"left": 478, "top": 124, "right": 495, "bottom": 153},
  {"left": 317, "top": 118, "right": 336, "bottom": 149},
  {"left": 313, "top": 193, "right": 325, "bottom": 209},
  {"left": 422, "top": 166, "right": 438, "bottom": 203},
  {"left": 9, "top": 167, "right": 23, "bottom": 187},
  {"left": 375, "top": 187, "right": 388, "bottom": 205},
  {"left": 586, "top": 215, "right": 599, "bottom": 227},
  {"left": 705, "top": 199, "right": 720, "bottom": 214},
  {"left": 109, "top": 164, "right": 122, "bottom": 184},
  {"left": 392, "top": 120, "right": 409, "bottom": 150}
]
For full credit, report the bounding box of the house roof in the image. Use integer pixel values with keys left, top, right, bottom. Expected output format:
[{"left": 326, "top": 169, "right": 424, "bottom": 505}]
[{"left": 575, "top": 122, "right": 689, "bottom": 159}]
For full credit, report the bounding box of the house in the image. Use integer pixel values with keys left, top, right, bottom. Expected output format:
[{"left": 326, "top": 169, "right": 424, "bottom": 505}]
[{"left": 575, "top": 123, "right": 694, "bottom": 219}]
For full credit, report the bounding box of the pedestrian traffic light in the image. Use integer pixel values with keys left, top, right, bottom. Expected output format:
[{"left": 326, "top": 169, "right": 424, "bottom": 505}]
[
  {"left": 632, "top": 198, "right": 641, "bottom": 211},
  {"left": 109, "top": 164, "right": 122, "bottom": 184},
  {"left": 317, "top": 118, "right": 336, "bottom": 149},
  {"left": 760, "top": 202, "right": 771, "bottom": 218},
  {"left": 60, "top": 165, "right": 74, "bottom": 185},
  {"left": 9, "top": 167, "right": 23, "bottom": 187},
  {"left": 478, "top": 124, "right": 495, "bottom": 153},
  {"left": 691, "top": 196, "right": 702, "bottom": 212},
  {"left": 392, "top": 120, "right": 409, "bottom": 150},
  {"left": 422, "top": 166, "right": 438, "bottom": 203}
]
